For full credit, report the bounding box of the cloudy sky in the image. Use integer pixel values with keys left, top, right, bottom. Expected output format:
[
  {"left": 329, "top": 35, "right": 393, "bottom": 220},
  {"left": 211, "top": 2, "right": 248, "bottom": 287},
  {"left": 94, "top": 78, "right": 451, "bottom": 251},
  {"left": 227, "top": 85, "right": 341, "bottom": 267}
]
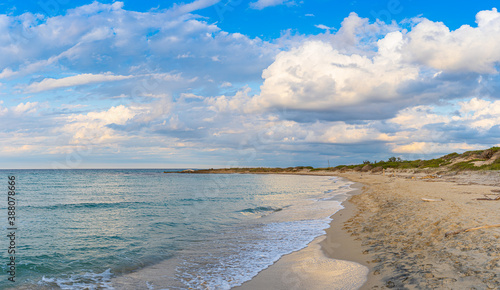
[{"left": 1, "top": 0, "right": 500, "bottom": 169}]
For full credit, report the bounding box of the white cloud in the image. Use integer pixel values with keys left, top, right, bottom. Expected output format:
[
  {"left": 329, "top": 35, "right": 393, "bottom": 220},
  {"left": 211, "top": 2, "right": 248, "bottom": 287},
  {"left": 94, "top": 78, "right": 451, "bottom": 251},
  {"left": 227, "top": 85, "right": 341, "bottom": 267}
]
[
  {"left": 457, "top": 98, "right": 500, "bottom": 130},
  {"left": 304, "top": 122, "right": 381, "bottom": 144},
  {"left": 250, "top": 0, "right": 292, "bottom": 10},
  {"left": 315, "top": 24, "right": 334, "bottom": 31},
  {"left": 328, "top": 12, "right": 399, "bottom": 51},
  {"left": 389, "top": 106, "right": 449, "bottom": 129},
  {"left": 405, "top": 8, "right": 500, "bottom": 73},
  {"left": 130, "top": 96, "right": 174, "bottom": 124},
  {"left": 12, "top": 102, "right": 41, "bottom": 114},
  {"left": 25, "top": 73, "right": 134, "bottom": 93},
  {"left": 251, "top": 34, "right": 418, "bottom": 112},
  {"left": 0, "top": 68, "right": 15, "bottom": 79},
  {"left": 244, "top": 10, "right": 500, "bottom": 123},
  {"left": 62, "top": 105, "right": 136, "bottom": 144},
  {"left": 169, "top": 0, "right": 221, "bottom": 15},
  {"left": 206, "top": 87, "right": 253, "bottom": 113},
  {"left": 1, "top": 1, "right": 276, "bottom": 87}
]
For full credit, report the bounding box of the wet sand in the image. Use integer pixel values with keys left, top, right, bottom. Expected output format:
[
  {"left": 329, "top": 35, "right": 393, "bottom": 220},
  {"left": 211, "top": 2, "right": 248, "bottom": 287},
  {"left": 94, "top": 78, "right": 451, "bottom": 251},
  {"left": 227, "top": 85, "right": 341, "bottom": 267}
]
[{"left": 235, "top": 183, "right": 369, "bottom": 290}]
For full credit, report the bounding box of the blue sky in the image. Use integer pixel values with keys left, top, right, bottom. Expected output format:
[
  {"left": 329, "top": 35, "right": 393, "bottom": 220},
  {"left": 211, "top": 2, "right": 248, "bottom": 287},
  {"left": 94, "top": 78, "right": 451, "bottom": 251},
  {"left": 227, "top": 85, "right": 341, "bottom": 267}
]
[{"left": 1, "top": 0, "right": 500, "bottom": 168}]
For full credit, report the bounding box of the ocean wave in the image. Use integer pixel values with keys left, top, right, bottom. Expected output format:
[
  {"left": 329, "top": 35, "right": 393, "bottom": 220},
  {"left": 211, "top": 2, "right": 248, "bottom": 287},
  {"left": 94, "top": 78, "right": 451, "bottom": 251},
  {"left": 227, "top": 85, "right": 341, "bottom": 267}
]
[
  {"left": 177, "top": 218, "right": 332, "bottom": 290},
  {"left": 17, "top": 201, "right": 150, "bottom": 211},
  {"left": 238, "top": 206, "right": 283, "bottom": 214},
  {"left": 38, "top": 268, "right": 114, "bottom": 290}
]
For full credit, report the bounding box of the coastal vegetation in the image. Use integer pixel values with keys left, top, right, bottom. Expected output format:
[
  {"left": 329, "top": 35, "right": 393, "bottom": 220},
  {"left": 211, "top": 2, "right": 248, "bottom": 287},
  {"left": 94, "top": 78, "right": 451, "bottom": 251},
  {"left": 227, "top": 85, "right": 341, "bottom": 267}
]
[{"left": 168, "top": 147, "right": 500, "bottom": 173}]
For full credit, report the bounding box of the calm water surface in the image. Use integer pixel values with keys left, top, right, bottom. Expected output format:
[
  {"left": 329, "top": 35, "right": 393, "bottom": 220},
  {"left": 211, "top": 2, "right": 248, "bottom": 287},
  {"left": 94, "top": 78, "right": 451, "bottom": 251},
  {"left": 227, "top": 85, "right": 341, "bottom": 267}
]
[{"left": 0, "top": 169, "right": 354, "bottom": 289}]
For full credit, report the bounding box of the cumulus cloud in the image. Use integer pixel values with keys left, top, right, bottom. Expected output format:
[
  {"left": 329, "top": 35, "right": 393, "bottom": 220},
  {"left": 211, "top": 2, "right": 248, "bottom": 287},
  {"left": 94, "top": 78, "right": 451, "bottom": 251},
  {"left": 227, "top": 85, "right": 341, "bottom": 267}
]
[
  {"left": 243, "top": 9, "right": 500, "bottom": 124},
  {"left": 12, "top": 102, "right": 42, "bottom": 114},
  {"left": 0, "top": 68, "right": 15, "bottom": 79},
  {"left": 303, "top": 122, "right": 382, "bottom": 144},
  {"left": 206, "top": 87, "right": 254, "bottom": 113},
  {"left": 251, "top": 33, "right": 418, "bottom": 117},
  {"left": 62, "top": 105, "right": 136, "bottom": 145},
  {"left": 456, "top": 98, "right": 500, "bottom": 130},
  {"left": 405, "top": 8, "right": 500, "bottom": 73},
  {"left": 389, "top": 106, "right": 449, "bottom": 129}
]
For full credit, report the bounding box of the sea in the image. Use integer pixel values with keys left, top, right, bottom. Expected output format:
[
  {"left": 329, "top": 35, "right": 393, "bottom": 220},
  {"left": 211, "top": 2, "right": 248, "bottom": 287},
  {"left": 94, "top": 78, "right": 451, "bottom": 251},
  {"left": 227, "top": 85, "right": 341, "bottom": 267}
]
[{"left": 0, "top": 169, "right": 366, "bottom": 289}]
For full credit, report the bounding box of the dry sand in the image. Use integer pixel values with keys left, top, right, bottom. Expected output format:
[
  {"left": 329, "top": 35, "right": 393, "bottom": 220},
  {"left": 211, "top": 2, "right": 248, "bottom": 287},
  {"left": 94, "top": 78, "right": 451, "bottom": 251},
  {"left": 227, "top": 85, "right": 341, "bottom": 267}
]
[{"left": 332, "top": 171, "right": 500, "bottom": 289}]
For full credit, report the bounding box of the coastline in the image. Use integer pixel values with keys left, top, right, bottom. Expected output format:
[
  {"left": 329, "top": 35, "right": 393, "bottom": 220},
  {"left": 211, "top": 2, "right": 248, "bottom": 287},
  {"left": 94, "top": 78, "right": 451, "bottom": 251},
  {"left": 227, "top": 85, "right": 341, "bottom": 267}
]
[
  {"left": 110, "top": 170, "right": 500, "bottom": 289},
  {"left": 236, "top": 170, "right": 500, "bottom": 289},
  {"left": 111, "top": 173, "right": 359, "bottom": 290},
  {"left": 319, "top": 182, "right": 375, "bottom": 288},
  {"left": 235, "top": 178, "right": 370, "bottom": 290}
]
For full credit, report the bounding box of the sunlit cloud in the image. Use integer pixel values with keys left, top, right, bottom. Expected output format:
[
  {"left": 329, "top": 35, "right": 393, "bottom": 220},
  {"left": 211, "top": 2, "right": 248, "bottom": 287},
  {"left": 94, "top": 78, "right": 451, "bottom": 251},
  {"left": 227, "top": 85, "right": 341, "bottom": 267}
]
[{"left": 25, "top": 73, "right": 134, "bottom": 93}]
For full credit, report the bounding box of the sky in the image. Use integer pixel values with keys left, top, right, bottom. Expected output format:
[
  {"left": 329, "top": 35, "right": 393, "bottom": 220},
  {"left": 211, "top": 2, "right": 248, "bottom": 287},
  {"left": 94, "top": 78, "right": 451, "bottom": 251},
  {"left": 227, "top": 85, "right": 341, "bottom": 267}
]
[{"left": 1, "top": 0, "right": 500, "bottom": 169}]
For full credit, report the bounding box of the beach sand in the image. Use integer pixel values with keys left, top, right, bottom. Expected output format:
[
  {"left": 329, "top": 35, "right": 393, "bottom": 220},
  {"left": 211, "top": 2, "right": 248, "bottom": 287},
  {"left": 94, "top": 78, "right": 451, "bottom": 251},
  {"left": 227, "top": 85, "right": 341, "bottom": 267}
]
[
  {"left": 333, "top": 171, "right": 500, "bottom": 289},
  {"left": 237, "top": 171, "right": 500, "bottom": 289}
]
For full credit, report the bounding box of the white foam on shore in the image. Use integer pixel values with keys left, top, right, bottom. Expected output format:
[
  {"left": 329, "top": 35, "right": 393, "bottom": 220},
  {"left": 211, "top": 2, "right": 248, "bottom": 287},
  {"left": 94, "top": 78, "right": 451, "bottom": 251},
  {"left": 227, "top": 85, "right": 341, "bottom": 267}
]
[
  {"left": 37, "top": 269, "right": 114, "bottom": 290},
  {"left": 177, "top": 217, "right": 337, "bottom": 289},
  {"left": 236, "top": 236, "right": 369, "bottom": 290},
  {"left": 175, "top": 176, "right": 358, "bottom": 289},
  {"left": 236, "top": 178, "right": 369, "bottom": 290}
]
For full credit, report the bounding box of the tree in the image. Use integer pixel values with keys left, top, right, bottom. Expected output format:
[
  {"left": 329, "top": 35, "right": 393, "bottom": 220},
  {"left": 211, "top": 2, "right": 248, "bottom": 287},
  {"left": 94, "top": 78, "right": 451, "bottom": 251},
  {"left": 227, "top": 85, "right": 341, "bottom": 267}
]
[{"left": 388, "top": 156, "right": 403, "bottom": 162}]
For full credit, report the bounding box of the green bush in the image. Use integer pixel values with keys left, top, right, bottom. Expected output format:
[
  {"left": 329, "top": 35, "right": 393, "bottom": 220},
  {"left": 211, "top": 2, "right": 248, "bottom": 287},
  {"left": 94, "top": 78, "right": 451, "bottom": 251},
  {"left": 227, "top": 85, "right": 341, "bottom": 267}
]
[{"left": 450, "top": 161, "right": 478, "bottom": 171}]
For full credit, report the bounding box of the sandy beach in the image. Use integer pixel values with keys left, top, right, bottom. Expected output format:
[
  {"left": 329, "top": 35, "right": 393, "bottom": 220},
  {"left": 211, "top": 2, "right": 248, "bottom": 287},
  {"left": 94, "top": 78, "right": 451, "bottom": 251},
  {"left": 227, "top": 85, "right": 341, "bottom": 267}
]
[
  {"left": 235, "top": 170, "right": 500, "bottom": 289},
  {"left": 334, "top": 171, "right": 500, "bottom": 289}
]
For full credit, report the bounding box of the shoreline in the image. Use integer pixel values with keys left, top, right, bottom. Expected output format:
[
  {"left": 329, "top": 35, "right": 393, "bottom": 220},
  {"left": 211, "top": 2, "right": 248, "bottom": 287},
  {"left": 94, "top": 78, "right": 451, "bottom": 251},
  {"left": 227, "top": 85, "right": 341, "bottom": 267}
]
[
  {"left": 113, "top": 171, "right": 499, "bottom": 289},
  {"left": 236, "top": 170, "right": 500, "bottom": 289},
  {"left": 319, "top": 181, "right": 375, "bottom": 288},
  {"left": 235, "top": 177, "right": 370, "bottom": 290},
  {"left": 112, "top": 173, "right": 361, "bottom": 290}
]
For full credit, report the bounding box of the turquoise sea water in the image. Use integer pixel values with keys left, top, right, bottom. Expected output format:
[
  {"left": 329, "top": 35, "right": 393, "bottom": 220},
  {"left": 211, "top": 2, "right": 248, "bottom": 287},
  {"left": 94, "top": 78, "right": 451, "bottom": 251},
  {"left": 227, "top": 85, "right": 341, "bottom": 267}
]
[{"left": 0, "top": 169, "right": 355, "bottom": 289}]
